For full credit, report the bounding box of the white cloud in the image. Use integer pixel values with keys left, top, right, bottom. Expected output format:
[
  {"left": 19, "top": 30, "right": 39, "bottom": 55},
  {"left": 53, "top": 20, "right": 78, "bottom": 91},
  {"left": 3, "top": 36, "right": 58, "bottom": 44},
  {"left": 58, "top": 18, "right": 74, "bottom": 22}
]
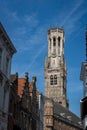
[
  {"left": 20, "top": 43, "right": 46, "bottom": 76},
  {"left": 24, "top": 13, "right": 38, "bottom": 22},
  {"left": 9, "top": 12, "right": 20, "bottom": 22},
  {"left": 61, "top": 0, "right": 84, "bottom": 26}
]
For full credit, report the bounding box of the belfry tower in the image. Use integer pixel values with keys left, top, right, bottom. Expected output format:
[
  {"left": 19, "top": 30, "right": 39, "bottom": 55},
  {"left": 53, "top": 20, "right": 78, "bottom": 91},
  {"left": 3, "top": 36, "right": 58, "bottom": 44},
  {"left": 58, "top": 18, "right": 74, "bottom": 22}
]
[{"left": 45, "top": 27, "right": 68, "bottom": 108}]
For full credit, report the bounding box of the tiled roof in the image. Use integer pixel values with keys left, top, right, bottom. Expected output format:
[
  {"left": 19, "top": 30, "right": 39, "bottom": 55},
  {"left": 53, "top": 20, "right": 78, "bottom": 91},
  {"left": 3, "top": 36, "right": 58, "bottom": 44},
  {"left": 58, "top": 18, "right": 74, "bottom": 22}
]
[
  {"left": 53, "top": 101, "right": 82, "bottom": 128},
  {"left": 44, "top": 96, "right": 82, "bottom": 129}
]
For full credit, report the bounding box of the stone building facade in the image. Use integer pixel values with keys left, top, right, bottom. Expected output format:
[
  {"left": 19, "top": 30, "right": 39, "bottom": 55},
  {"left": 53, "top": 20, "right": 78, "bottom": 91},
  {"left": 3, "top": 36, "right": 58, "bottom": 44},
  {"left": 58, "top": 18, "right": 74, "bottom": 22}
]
[
  {"left": 44, "top": 27, "right": 83, "bottom": 130},
  {"left": 0, "top": 23, "right": 16, "bottom": 130}
]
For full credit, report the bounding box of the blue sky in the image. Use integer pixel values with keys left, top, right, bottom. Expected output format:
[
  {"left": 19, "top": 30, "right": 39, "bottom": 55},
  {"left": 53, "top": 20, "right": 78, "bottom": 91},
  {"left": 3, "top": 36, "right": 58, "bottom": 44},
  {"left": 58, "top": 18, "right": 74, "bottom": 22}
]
[{"left": 0, "top": 0, "right": 87, "bottom": 116}]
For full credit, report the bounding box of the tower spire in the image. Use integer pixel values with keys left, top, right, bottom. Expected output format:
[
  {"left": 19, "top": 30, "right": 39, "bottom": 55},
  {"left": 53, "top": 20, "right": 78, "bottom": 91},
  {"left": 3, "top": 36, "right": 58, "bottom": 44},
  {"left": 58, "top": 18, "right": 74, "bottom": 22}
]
[{"left": 86, "top": 25, "right": 87, "bottom": 61}]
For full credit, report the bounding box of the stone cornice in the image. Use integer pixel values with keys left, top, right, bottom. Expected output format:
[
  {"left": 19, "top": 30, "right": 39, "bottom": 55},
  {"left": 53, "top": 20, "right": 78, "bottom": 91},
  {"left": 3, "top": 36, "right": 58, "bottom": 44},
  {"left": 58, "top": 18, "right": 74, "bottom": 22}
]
[{"left": 0, "top": 23, "right": 16, "bottom": 56}]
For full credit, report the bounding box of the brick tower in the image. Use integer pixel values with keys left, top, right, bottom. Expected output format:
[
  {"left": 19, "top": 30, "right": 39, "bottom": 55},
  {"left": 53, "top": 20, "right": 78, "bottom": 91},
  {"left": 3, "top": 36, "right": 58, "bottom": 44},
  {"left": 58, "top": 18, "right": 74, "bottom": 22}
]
[{"left": 45, "top": 27, "right": 68, "bottom": 108}]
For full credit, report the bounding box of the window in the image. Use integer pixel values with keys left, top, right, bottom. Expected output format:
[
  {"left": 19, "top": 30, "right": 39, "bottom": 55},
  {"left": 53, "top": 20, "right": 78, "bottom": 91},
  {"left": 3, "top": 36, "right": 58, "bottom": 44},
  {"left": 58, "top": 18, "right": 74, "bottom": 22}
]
[
  {"left": 50, "top": 75, "right": 53, "bottom": 85},
  {"left": 49, "top": 38, "right": 51, "bottom": 49},
  {"left": 58, "top": 37, "right": 60, "bottom": 55},
  {"left": 59, "top": 101, "right": 62, "bottom": 104},
  {"left": 53, "top": 37, "right": 56, "bottom": 47},
  {"left": 58, "top": 37, "right": 60, "bottom": 47},
  {"left": 54, "top": 75, "right": 57, "bottom": 85},
  {"left": 5, "top": 57, "right": 9, "bottom": 74},
  {"left": 50, "top": 75, "right": 57, "bottom": 85},
  {"left": 0, "top": 49, "right": 2, "bottom": 68},
  {"left": 3, "top": 88, "right": 6, "bottom": 110}
]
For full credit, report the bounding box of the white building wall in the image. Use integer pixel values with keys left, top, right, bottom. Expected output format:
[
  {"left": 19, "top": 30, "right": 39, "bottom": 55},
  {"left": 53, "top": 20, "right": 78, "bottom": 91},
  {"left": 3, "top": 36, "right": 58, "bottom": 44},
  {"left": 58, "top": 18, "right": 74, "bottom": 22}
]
[
  {"left": 39, "top": 94, "right": 44, "bottom": 130},
  {"left": 0, "top": 23, "right": 16, "bottom": 130}
]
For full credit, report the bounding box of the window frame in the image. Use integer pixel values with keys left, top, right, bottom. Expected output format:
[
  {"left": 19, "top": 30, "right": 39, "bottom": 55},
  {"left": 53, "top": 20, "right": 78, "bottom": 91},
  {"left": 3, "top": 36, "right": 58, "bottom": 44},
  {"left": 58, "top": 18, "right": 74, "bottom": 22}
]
[
  {"left": 50, "top": 75, "right": 57, "bottom": 85},
  {"left": 5, "top": 57, "right": 9, "bottom": 75},
  {"left": 53, "top": 37, "right": 56, "bottom": 47},
  {"left": 0, "top": 48, "right": 2, "bottom": 69}
]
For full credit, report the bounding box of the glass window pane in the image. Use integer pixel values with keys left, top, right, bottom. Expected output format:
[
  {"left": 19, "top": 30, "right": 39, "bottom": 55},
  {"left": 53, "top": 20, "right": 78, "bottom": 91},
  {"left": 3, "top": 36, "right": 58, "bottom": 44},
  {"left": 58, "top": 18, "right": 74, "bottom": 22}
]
[{"left": 0, "top": 49, "right": 2, "bottom": 68}]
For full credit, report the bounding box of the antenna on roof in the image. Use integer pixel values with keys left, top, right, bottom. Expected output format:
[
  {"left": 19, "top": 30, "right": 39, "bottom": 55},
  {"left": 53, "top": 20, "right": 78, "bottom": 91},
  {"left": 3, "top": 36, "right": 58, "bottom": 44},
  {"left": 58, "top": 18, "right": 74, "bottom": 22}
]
[{"left": 86, "top": 24, "right": 87, "bottom": 61}]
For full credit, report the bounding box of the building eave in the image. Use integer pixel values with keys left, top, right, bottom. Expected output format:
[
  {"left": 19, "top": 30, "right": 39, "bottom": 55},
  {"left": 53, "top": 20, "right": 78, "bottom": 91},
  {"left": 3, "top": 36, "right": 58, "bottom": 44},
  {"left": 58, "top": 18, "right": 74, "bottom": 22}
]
[{"left": 0, "top": 22, "right": 16, "bottom": 55}]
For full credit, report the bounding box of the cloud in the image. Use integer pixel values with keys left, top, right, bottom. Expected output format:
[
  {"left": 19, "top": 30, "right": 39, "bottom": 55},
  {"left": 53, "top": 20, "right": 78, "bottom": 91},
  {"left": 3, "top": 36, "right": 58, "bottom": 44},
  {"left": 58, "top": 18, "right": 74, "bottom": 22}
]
[
  {"left": 12, "top": 25, "right": 46, "bottom": 54},
  {"left": 14, "top": 27, "right": 27, "bottom": 35},
  {"left": 24, "top": 13, "right": 39, "bottom": 26},
  {"left": 20, "top": 42, "right": 46, "bottom": 76},
  {"left": 4, "top": 11, "right": 41, "bottom": 53},
  {"left": 61, "top": 0, "right": 84, "bottom": 26},
  {"left": 9, "top": 12, "right": 20, "bottom": 22},
  {"left": 67, "top": 83, "right": 83, "bottom": 93}
]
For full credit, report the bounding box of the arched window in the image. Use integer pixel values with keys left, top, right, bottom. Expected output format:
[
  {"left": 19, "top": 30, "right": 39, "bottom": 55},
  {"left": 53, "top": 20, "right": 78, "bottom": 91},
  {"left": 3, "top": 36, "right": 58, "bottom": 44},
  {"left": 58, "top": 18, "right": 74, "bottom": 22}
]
[
  {"left": 50, "top": 75, "right": 57, "bottom": 85},
  {"left": 50, "top": 75, "right": 53, "bottom": 85},
  {"left": 54, "top": 75, "right": 57, "bottom": 85},
  {"left": 59, "top": 101, "right": 62, "bottom": 104},
  {"left": 53, "top": 37, "right": 56, "bottom": 47},
  {"left": 58, "top": 37, "right": 60, "bottom": 47},
  {"left": 49, "top": 38, "right": 51, "bottom": 49}
]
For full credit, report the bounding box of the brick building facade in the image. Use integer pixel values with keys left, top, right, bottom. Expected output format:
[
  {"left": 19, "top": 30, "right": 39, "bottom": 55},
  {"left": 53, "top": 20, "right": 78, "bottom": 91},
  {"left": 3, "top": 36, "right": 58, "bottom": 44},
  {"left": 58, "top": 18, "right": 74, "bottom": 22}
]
[{"left": 8, "top": 72, "right": 44, "bottom": 130}]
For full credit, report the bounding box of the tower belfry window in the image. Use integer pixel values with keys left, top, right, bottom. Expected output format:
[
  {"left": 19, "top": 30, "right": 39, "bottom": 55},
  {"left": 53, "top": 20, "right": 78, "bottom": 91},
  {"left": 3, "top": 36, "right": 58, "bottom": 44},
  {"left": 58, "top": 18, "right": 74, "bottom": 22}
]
[
  {"left": 50, "top": 75, "right": 57, "bottom": 85},
  {"left": 54, "top": 75, "right": 57, "bottom": 85},
  {"left": 49, "top": 38, "right": 51, "bottom": 49},
  {"left": 53, "top": 37, "right": 56, "bottom": 47},
  {"left": 58, "top": 37, "right": 60, "bottom": 47},
  {"left": 50, "top": 75, "right": 53, "bottom": 85}
]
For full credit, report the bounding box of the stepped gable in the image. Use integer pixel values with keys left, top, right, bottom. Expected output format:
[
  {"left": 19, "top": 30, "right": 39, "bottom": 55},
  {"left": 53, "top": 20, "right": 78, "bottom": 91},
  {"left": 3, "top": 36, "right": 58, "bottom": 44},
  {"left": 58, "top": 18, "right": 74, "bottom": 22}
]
[
  {"left": 29, "top": 82, "right": 39, "bottom": 95},
  {"left": 18, "top": 78, "right": 26, "bottom": 97},
  {"left": 53, "top": 101, "right": 82, "bottom": 128},
  {"left": 29, "top": 82, "right": 33, "bottom": 93},
  {"left": 18, "top": 78, "right": 39, "bottom": 97}
]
